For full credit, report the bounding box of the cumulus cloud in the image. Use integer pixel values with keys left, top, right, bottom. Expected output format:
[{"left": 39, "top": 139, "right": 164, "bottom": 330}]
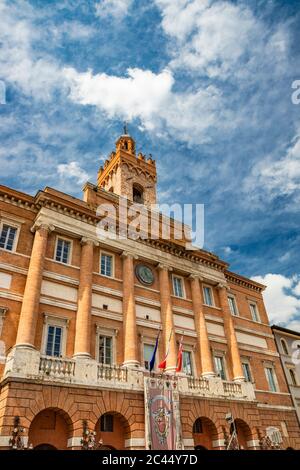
[
  {"left": 252, "top": 273, "right": 300, "bottom": 331},
  {"left": 95, "top": 0, "right": 133, "bottom": 19},
  {"left": 64, "top": 66, "right": 174, "bottom": 124},
  {"left": 245, "top": 133, "right": 300, "bottom": 205},
  {"left": 57, "top": 161, "right": 89, "bottom": 184},
  {"left": 155, "top": 0, "right": 288, "bottom": 80},
  {"left": 0, "top": 0, "right": 64, "bottom": 99}
]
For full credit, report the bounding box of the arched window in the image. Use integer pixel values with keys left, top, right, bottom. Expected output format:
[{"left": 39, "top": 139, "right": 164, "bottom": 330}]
[
  {"left": 133, "top": 184, "right": 144, "bottom": 204},
  {"left": 289, "top": 369, "right": 297, "bottom": 386},
  {"left": 280, "top": 338, "right": 289, "bottom": 355},
  {"left": 193, "top": 418, "right": 203, "bottom": 434}
]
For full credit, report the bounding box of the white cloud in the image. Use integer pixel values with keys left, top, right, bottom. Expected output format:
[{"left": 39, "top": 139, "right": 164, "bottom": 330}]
[
  {"left": 245, "top": 132, "right": 300, "bottom": 205},
  {"left": 95, "top": 0, "right": 132, "bottom": 19},
  {"left": 0, "top": 0, "right": 64, "bottom": 99},
  {"left": 64, "top": 66, "right": 174, "bottom": 123},
  {"left": 155, "top": 0, "right": 288, "bottom": 80},
  {"left": 57, "top": 161, "right": 89, "bottom": 185},
  {"left": 252, "top": 273, "right": 300, "bottom": 331}
]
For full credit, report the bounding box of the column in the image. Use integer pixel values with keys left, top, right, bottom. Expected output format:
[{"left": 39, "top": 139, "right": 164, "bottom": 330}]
[
  {"left": 217, "top": 283, "right": 244, "bottom": 382},
  {"left": 189, "top": 275, "right": 215, "bottom": 377},
  {"left": 158, "top": 264, "right": 177, "bottom": 372},
  {"left": 16, "top": 223, "right": 53, "bottom": 348},
  {"left": 122, "top": 252, "right": 139, "bottom": 367},
  {"left": 73, "top": 238, "right": 96, "bottom": 358}
]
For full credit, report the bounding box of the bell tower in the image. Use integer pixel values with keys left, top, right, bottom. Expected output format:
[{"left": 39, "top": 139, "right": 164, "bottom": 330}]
[{"left": 97, "top": 129, "right": 157, "bottom": 208}]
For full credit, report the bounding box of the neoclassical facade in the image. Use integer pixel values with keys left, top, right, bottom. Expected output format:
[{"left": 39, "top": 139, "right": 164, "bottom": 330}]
[{"left": 0, "top": 132, "right": 299, "bottom": 450}]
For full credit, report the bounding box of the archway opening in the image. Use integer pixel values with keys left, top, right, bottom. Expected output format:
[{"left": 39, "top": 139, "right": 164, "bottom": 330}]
[
  {"left": 193, "top": 417, "right": 218, "bottom": 450},
  {"left": 29, "top": 408, "right": 72, "bottom": 450},
  {"left": 95, "top": 412, "right": 130, "bottom": 450},
  {"left": 234, "top": 419, "right": 252, "bottom": 450},
  {"left": 34, "top": 443, "right": 57, "bottom": 450}
]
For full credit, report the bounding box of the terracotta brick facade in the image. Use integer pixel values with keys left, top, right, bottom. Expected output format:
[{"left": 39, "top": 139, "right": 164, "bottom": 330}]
[{"left": 0, "top": 134, "right": 300, "bottom": 450}]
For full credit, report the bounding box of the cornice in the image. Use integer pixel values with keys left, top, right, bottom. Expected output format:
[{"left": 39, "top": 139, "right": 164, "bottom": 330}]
[{"left": 225, "top": 270, "right": 266, "bottom": 293}]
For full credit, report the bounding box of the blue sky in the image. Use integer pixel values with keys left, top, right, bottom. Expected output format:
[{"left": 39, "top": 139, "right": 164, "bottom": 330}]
[{"left": 0, "top": 0, "right": 300, "bottom": 330}]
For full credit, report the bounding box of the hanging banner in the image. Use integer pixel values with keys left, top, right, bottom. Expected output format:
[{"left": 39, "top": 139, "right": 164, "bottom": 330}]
[{"left": 144, "top": 376, "right": 183, "bottom": 450}]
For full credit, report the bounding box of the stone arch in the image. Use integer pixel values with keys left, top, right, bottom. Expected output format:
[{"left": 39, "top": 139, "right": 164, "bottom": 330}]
[
  {"left": 95, "top": 411, "right": 131, "bottom": 450},
  {"left": 28, "top": 407, "right": 73, "bottom": 450},
  {"left": 192, "top": 416, "right": 219, "bottom": 450},
  {"left": 234, "top": 418, "right": 253, "bottom": 450}
]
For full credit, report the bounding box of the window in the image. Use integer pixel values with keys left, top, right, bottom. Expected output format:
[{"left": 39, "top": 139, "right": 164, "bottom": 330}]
[
  {"left": 280, "top": 338, "right": 289, "bottom": 355},
  {"left": 100, "top": 252, "right": 113, "bottom": 277},
  {"left": 133, "top": 185, "right": 144, "bottom": 204},
  {"left": 265, "top": 367, "right": 277, "bottom": 392},
  {"left": 249, "top": 302, "right": 260, "bottom": 322},
  {"left": 45, "top": 325, "right": 62, "bottom": 357},
  {"left": 182, "top": 351, "right": 193, "bottom": 375},
  {"left": 173, "top": 276, "right": 184, "bottom": 298},
  {"left": 144, "top": 343, "right": 155, "bottom": 370},
  {"left": 100, "top": 414, "right": 113, "bottom": 432},
  {"left": 203, "top": 286, "right": 213, "bottom": 306},
  {"left": 193, "top": 418, "right": 203, "bottom": 434},
  {"left": 0, "top": 224, "right": 17, "bottom": 251},
  {"left": 214, "top": 355, "right": 226, "bottom": 380},
  {"left": 242, "top": 362, "right": 252, "bottom": 382},
  {"left": 289, "top": 369, "right": 297, "bottom": 386},
  {"left": 55, "top": 238, "right": 71, "bottom": 264},
  {"left": 228, "top": 296, "right": 238, "bottom": 316},
  {"left": 99, "top": 335, "right": 113, "bottom": 365}
]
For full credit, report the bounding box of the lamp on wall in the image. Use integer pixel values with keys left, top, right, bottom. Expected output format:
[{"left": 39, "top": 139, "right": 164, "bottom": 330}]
[
  {"left": 9, "top": 416, "right": 32, "bottom": 450},
  {"left": 81, "top": 420, "right": 97, "bottom": 450}
]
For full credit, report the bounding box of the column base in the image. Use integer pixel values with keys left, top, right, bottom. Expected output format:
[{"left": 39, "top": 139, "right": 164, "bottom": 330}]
[
  {"left": 72, "top": 352, "right": 91, "bottom": 360},
  {"left": 4, "top": 345, "right": 40, "bottom": 378},
  {"left": 122, "top": 360, "right": 140, "bottom": 369},
  {"left": 233, "top": 376, "right": 245, "bottom": 383},
  {"left": 202, "top": 371, "right": 216, "bottom": 379}
]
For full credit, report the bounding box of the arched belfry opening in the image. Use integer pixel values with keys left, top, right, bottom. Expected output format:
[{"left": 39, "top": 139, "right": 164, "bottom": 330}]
[{"left": 133, "top": 184, "right": 144, "bottom": 204}]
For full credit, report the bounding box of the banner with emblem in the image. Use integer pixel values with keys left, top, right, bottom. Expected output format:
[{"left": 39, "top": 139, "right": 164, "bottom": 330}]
[{"left": 144, "top": 377, "right": 183, "bottom": 450}]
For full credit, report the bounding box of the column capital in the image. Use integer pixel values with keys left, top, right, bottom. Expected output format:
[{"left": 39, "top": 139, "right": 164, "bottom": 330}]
[
  {"left": 81, "top": 237, "right": 99, "bottom": 247},
  {"left": 157, "top": 263, "right": 173, "bottom": 272},
  {"left": 121, "top": 251, "right": 138, "bottom": 260},
  {"left": 189, "top": 273, "right": 204, "bottom": 282},
  {"left": 30, "top": 222, "right": 55, "bottom": 234},
  {"left": 217, "top": 282, "right": 230, "bottom": 291}
]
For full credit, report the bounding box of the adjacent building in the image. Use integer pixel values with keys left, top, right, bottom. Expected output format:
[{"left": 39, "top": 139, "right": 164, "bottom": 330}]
[
  {"left": 272, "top": 325, "right": 300, "bottom": 425},
  {"left": 0, "top": 132, "right": 299, "bottom": 450}
]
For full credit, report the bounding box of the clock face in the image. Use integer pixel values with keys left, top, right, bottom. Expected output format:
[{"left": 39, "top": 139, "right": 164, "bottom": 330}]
[{"left": 135, "top": 264, "right": 154, "bottom": 286}]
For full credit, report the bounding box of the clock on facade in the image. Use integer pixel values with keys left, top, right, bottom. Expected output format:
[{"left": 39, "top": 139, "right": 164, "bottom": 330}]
[{"left": 135, "top": 264, "right": 154, "bottom": 286}]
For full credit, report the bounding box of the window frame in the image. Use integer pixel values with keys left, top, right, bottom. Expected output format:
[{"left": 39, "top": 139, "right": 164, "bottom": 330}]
[
  {"left": 100, "top": 414, "right": 114, "bottom": 433},
  {"left": 265, "top": 365, "right": 279, "bottom": 392},
  {"left": 280, "top": 338, "right": 289, "bottom": 355},
  {"left": 241, "top": 359, "right": 253, "bottom": 383},
  {"left": 228, "top": 294, "right": 239, "bottom": 316},
  {"left": 182, "top": 349, "right": 194, "bottom": 376},
  {"left": 213, "top": 353, "right": 227, "bottom": 380},
  {"left": 95, "top": 326, "right": 117, "bottom": 365},
  {"left": 0, "top": 219, "right": 20, "bottom": 253},
  {"left": 172, "top": 274, "right": 186, "bottom": 299},
  {"left": 100, "top": 250, "right": 115, "bottom": 278},
  {"left": 249, "top": 301, "right": 261, "bottom": 323},
  {"left": 41, "top": 314, "right": 69, "bottom": 358},
  {"left": 143, "top": 342, "right": 156, "bottom": 371},
  {"left": 203, "top": 284, "right": 214, "bottom": 307},
  {"left": 54, "top": 235, "right": 72, "bottom": 265},
  {"left": 288, "top": 367, "right": 298, "bottom": 386}
]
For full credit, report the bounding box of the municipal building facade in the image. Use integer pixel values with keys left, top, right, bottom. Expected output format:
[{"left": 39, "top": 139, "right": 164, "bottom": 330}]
[{"left": 0, "top": 132, "right": 299, "bottom": 450}]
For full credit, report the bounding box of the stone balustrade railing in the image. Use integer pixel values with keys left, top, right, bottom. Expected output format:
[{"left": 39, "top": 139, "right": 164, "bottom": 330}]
[
  {"left": 97, "top": 363, "right": 128, "bottom": 382},
  {"left": 4, "top": 347, "right": 256, "bottom": 401},
  {"left": 39, "top": 356, "right": 75, "bottom": 380}
]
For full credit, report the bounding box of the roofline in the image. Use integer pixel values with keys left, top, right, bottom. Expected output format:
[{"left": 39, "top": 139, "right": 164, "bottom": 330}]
[{"left": 271, "top": 324, "right": 300, "bottom": 337}]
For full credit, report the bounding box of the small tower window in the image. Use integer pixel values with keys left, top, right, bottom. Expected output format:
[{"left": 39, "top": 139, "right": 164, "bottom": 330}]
[{"left": 133, "top": 184, "right": 144, "bottom": 204}]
